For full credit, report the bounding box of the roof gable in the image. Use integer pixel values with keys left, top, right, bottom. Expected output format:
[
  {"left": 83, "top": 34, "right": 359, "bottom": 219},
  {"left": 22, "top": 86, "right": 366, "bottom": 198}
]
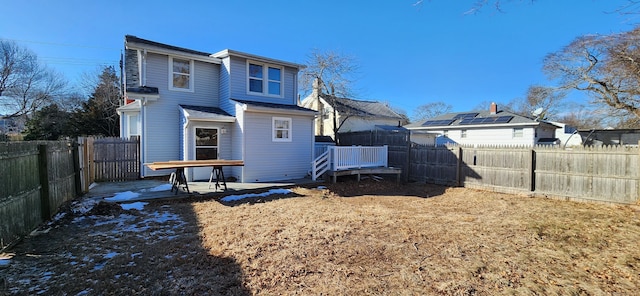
[
  {"left": 321, "top": 95, "right": 405, "bottom": 120},
  {"left": 125, "top": 35, "right": 212, "bottom": 57}
]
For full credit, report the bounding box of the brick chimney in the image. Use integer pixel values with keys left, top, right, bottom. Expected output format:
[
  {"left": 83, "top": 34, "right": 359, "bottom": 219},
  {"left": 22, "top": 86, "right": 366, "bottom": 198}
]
[{"left": 490, "top": 102, "right": 497, "bottom": 115}]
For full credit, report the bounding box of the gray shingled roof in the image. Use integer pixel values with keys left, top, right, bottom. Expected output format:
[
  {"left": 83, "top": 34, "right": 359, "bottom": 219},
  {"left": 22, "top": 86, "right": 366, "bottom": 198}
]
[
  {"left": 179, "top": 105, "right": 232, "bottom": 117},
  {"left": 125, "top": 35, "right": 212, "bottom": 56},
  {"left": 324, "top": 96, "right": 404, "bottom": 119},
  {"left": 232, "top": 99, "right": 316, "bottom": 113}
]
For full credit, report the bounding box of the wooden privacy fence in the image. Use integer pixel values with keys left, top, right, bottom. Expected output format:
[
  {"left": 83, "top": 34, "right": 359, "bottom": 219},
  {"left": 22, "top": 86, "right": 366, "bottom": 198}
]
[
  {"left": 410, "top": 145, "right": 639, "bottom": 204},
  {"left": 78, "top": 136, "right": 140, "bottom": 192},
  {"left": 339, "top": 130, "right": 640, "bottom": 204},
  {"left": 1, "top": 141, "right": 80, "bottom": 250}
]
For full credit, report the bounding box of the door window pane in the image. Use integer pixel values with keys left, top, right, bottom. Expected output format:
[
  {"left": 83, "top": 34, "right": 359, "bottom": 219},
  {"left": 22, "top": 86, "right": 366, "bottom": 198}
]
[
  {"left": 196, "top": 148, "right": 218, "bottom": 160},
  {"left": 195, "top": 128, "right": 218, "bottom": 160}
]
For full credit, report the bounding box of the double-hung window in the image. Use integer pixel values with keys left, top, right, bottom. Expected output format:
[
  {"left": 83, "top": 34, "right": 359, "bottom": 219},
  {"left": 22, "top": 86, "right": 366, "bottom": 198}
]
[
  {"left": 272, "top": 117, "right": 292, "bottom": 142},
  {"left": 512, "top": 128, "right": 524, "bottom": 138},
  {"left": 248, "top": 61, "right": 283, "bottom": 97},
  {"left": 169, "top": 57, "right": 194, "bottom": 91}
]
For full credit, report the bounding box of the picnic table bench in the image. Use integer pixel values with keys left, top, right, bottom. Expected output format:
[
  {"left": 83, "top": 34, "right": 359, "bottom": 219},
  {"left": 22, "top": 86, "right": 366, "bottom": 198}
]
[{"left": 146, "top": 160, "right": 244, "bottom": 194}]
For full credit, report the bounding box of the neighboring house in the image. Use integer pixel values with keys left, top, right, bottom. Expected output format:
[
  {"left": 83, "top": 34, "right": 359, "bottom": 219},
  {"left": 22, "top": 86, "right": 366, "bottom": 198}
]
[
  {"left": 579, "top": 129, "right": 640, "bottom": 146},
  {"left": 0, "top": 115, "right": 25, "bottom": 135},
  {"left": 549, "top": 121, "right": 582, "bottom": 147},
  {"left": 404, "top": 102, "right": 559, "bottom": 146},
  {"left": 300, "top": 81, "right": 408, "bottom": 140},
  {"left": 117, "top": 35, "right": 316, "bottom": 182}
]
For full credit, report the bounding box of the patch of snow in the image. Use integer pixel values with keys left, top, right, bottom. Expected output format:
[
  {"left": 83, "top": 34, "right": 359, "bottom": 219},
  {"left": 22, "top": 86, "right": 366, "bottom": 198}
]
[
  {"left": 120, "top": 202, "right": 148, "bottom": 211},
  {"left": 316, "top": 186, "right": 327, "bottom": 190},
  {"left": 93, "top": 214, "right": 137, "bottom": 227},
  {"left": 72, "top": 199, "right": 99, "bottom": 214},
  {"left": 76, "top": 289, "right": 91, "bottom": 296},
  {"left": 50, "top": 212, "right": 66, "bottom": 223},
  {"left": 140, "top": 184, "right": 173, "bottom": 192},
  {"left": 105, "top": 191, "right": 140, "bottom": 202},
  {"left": 92, "top": 263, "right": 106, "bottom": 271},
  {"left": 88, "top": 183, "right": 98, "bottom": 190},
  {"left": 103, "top": 252, "right": 119, "bottom": 259},
  {"left": 29, "top": 227, "right": 51, "bottom": 236},
  {"left": 221, "top": 188, "right": 292, "bottom": 202},
  {"left": 145, "top": 211, "right": 183, "bottom": 223}
]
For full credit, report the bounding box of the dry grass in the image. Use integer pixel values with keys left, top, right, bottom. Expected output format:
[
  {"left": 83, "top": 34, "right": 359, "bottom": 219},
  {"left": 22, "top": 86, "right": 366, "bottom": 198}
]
[{"left": 2, "top": 179, "right": 640, "bottom": 295}]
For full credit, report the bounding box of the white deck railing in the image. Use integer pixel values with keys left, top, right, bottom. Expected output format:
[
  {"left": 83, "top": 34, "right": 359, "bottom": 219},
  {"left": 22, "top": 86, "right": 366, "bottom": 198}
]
[{"left": 311, "top": 145, "right": 388, "bottom": 180}]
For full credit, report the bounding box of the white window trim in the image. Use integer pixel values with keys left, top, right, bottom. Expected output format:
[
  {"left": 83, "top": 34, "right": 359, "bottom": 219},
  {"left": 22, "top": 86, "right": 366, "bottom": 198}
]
[
  {"left": 169, "top": 56, "right": 194, "bottom": 92},
  {"left": 194, "top": 127, "right": 219, "bottom": 160},
  {"left": 461, "top": 129, "right": 467, "bottom": 138},
  {"left": 513, "top": 128, "right": 524, "bottom": 138},
  {"left": 127, "top": 113, "right": 140, "bottom": 137},
  {"left": 247, "top": 60, "right": 284, "bottom": 98},
  {"left": 272, "top": 117, "right": 292, "bottom": 142}
]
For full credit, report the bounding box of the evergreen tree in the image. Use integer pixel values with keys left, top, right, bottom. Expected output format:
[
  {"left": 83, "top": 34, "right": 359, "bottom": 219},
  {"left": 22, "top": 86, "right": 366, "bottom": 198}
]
[
  {"left": 70, "top": 66, "right": 121, "bottom": 137},
  {"left": 23, "top": 104, "right": 70, "bottom": 140}
]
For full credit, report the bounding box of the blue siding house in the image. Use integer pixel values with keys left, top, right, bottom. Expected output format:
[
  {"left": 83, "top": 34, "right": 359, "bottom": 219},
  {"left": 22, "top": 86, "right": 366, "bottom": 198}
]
[{"left": 117, "top": 35, "right": 316, "bottom": 182}]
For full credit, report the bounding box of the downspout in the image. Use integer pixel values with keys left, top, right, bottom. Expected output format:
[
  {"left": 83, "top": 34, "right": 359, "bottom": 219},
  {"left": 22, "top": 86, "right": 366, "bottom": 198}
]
[
  {"left": 142, "top": 49, "right": 147, "bottom": 86},
  {"left": 140, "top": 49, "right": 148, "bottom": 177},
  {"left": 140, "top": 98, "right": 147, "bottom": 177}
]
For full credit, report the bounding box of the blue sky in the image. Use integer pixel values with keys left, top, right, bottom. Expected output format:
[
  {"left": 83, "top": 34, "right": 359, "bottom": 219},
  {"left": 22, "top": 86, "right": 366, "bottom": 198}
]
[{"left": 1, "top": 0, "right": 637, "bottom": 116}]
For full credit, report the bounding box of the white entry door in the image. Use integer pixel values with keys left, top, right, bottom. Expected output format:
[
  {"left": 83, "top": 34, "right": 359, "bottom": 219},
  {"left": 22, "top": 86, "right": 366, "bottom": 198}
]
[{"left": 193, "top": 127, "right": 219, "bottom": 181}]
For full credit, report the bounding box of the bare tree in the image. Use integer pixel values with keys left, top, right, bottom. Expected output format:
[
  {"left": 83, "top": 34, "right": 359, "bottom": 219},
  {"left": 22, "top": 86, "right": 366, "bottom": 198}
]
[
  {"left": 0, "top": 40, "right": 66, "bottom": 117},
  {"left": 300, "top": 49, "right": 359, "bottom": 141},
  {"left": 413, "top": 0, "right": 535, "bottom": 14},
  {"left": 505, "top": 85, "right": 566, "bottom": 120},
  {"left": 411, "top": 101, "right": 452, "bottom": 122},
  {"left": 414, "top": 1, "right": 640, "bottom": 15},
  {"left": 543, "top": 27, "right": 640, "bottom": 121}
]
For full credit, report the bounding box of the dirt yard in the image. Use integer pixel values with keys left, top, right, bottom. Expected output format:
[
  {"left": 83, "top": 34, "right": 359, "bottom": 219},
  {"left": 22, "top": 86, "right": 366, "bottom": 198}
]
[{"left": 1, "top": 179, "right": 639, "bottom": 295}]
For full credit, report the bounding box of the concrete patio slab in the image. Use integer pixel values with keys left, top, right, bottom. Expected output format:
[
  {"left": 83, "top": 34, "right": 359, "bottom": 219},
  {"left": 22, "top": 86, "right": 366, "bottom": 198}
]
[{"left": 84, "top": 177, "right": 322, "bottom": 202}]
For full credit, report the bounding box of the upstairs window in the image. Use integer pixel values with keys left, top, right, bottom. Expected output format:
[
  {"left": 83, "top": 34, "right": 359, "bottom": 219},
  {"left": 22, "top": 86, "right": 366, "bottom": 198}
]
[
  {"left": 513, "top": 128, "right": 524, "bottom": 138},
  {"left": 272, "top": 117, "right": 292, "bottom": 142},
  {"left": 248, "top": 61, "right": 283, "bottom": 97},
  {"left": 169, "top": 57, "right": 194, "bottom": 91}
]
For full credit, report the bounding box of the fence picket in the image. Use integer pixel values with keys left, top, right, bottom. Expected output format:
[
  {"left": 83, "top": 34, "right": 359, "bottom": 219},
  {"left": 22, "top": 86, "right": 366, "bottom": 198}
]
[{"left": 339, "top": 131, "right": 639, "bottom": 204}]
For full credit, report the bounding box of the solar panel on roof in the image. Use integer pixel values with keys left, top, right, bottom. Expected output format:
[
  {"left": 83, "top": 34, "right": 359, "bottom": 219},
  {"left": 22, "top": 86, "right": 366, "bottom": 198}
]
[
  {"left": 453, "top": 113, "right": 479, "bottom": 120},
  {"left": 458, "top": 116, "right": 514, "bottom": 125},
  {"left": 422, "top": 119, "right": 455, "bottom": 126},
  {"left": 495, "top": 116, "right": 513, "bottom": 123}
]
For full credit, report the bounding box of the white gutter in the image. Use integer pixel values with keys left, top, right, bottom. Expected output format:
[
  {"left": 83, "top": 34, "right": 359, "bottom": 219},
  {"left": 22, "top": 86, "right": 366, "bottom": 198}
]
[
  {"left": 211, "top": 49, "right": 303, "bottom": 69},
  {"left": 127, "top": 42, "right": 221, "bottom": 64}
]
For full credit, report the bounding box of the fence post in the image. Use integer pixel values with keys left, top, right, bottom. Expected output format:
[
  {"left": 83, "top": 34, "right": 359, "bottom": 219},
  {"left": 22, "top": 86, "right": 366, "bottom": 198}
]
[
  {"left": 456, "top": 146, "right": 463, "bottom": 186},
  {"left": 38, "top": 144, "right": 51, "bottom": 220},
  {"left": 530, "top": 148, "right": 536, "bottom": 192},
  {"left": 404, "top": 133, "right": 411, "bottom": 183},
  {"left": 72, "top": 141, "right": 82, "bottom": 196}
]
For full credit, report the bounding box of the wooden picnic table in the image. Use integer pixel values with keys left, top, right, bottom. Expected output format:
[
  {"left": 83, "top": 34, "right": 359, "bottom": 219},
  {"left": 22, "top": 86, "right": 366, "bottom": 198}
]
[{"left": 146, "top": 159, "right": 244, "bottom": 194}]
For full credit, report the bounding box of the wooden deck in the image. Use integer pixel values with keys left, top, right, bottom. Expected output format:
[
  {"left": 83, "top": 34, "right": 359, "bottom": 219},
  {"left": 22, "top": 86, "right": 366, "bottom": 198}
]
[{"left": 328, "top": 167, "right": 402, "bottom": 184}]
